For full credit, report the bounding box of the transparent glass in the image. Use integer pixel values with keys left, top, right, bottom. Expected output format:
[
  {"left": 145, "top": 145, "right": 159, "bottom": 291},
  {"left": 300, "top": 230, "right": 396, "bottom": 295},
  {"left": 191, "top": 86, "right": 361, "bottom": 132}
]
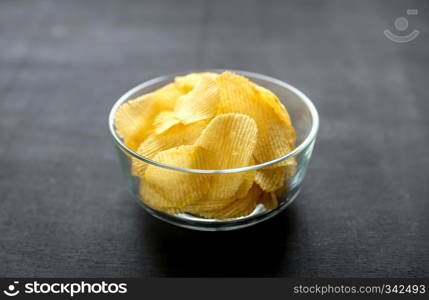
[{"left": 108, "top": 70, "right": 319, "bottom": 231}]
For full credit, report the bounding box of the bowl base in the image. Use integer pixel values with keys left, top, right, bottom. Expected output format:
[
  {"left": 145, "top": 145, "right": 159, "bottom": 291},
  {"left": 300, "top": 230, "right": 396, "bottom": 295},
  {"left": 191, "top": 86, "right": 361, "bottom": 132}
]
[{"left": 135, "top": 187, "right": 301, "bottom": 231}]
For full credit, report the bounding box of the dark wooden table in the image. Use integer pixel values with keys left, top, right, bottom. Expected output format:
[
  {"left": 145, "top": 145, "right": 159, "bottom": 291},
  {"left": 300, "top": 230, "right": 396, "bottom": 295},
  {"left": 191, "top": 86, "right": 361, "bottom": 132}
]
[{"left": 1, "top": 0, "right": 428, "bottom": 277}]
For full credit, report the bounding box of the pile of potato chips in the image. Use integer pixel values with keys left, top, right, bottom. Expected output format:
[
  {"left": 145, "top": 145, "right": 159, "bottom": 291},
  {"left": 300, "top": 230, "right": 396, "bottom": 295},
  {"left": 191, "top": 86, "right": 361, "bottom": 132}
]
[{"left": 115, "top": 72, "right": 296, "bottom": 219}]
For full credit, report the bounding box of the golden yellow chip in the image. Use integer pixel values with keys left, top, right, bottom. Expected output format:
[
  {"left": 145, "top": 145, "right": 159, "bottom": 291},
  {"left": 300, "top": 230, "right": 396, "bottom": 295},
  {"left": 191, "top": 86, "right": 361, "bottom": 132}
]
[
  {"left": 284, "top": 157, "right": 297, "bottom": 181},
  {"left": 131, "top": 119, "right": 209, "bottom": 177},
  {"left": 184, "top": 168, "right": 256, "bottom": 214},
  {"left": 183, "top": 178, "right": 233, "bottom": 213},
  {"left": 174, "top": 72, "right": 218, "bottom": 93},
  {"left": 234, "top": 165, "right": 256, "bottom": 199},
  {"left": 195, "top": 113, "right": 258, "bottom": 168},
  {"left": 143, "top": 145, "right": 210, "bottom": 208},
  {"left": 174, "top": 73, "right": 201, "bottom": 93},
  {"left": 140, "top": 181, "right": 185, "bottom": 214},
  {"left": 195, "top": 184, "right": 261, "bottom": 219},
  {"left": 259, "top": 191, "right": 278, "bottom": 210},
  {"left": 216, "top": 72, "right": 295, "bottom": 166},
  {"left": 139, "top": 180, "right": 172, "bottom": 211},
  {"left": 255, "top": 158, "right": 297, "bottom": 192},
  {"left": 165, "top": 208, "right": 185, "bottom": 215},
  {"left": 253, "top": 83, "right": 294, "bottom": 129},
  {"left": 195, "top": 113, "right": 258, "bottom": 202},
  {"left": 183, "top": 195, "right": 229, "bottom": 213},
  {"left": 186, "top": 158, "right": 256, "bottom": 214},
  {"left": 255, "top": 166, "right": 287, "bottom": 192},
  {"left": 151, "top": 83, "right": 184, "bottom": 111},
  {"left": 153, "top": 110, "right": 180, "bottom": 134},
  {"left": 115, "top": 83, "right": 183, "bottom": 150},
  {"left": 174, "top": 74, "right": 219, "bottom": 125}
]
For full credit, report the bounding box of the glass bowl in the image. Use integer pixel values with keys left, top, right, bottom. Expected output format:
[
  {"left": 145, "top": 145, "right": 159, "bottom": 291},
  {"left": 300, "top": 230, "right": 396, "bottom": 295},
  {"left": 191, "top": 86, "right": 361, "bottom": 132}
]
[{"left": 108, "top": 70, "right": 319, "bottom": 231}]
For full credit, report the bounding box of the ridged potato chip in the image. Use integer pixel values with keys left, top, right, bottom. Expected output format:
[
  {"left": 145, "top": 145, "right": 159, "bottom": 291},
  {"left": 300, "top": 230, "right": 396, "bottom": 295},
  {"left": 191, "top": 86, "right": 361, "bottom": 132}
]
[
  {"left": 195, "top": 113, "right": 258, "bottom": 202},
  {"left": 150, "top": 73, "right": 219, "bottom": 135},
  {"left": 232, "top": 157, "right": 256, "bottom": 201},
  {"left": 195, "top": 113, "right": 258, "bottom": 169},
  {"left": 151, "top": 83, "right": 184, "bottom": 111},
  {"left": 139, "top": 180, "right": 172, "bottom": 211},
  {"left": 253, "top": 83, "right": 293, "bottom": 129},
  {"left": 284, "top": 157, "right": 298, "bottom": 180},
  {"left": 255, "top": 158, "right": 297, "bottom": 192},
  {"left": 255, "top": 166, "right": 287, "bottom": 192},
  {"left": 235, "top": 168, "right": 256, "bottom": 199},
  {"left": 139, "top": 181, "right": 186, "bottom": 214},
  {"left": 174, "top": 74, "right": 219, "bottom": 125},
  {"left": 216, "top": 72, "right": 295, "bottom": 167},
  {"left": 131, "top": 120, "right": 209, "bottom": 177},
  {"left": 175, "top": 72, "right": 218, "bottom": 93},
  {"left": 115, "top": 83, "right": 183, "bottom": 150},
  {"left": 175, "top": 73, "right": 201, "bottom": 93},
  {"left": 184, "top": 168, "right": 256, "bottom": 213},
  {"left": 259, "top": 191, "right": 278, "bottom": 210},
  {"left": 195, "top": 184, "right": 262, "bottom": 219},
  {"left": 153, "top": 111, "right": 180, "bottom": 134},
  {"left": 143, "top": 145, "right": 210, "bottom": 209}
]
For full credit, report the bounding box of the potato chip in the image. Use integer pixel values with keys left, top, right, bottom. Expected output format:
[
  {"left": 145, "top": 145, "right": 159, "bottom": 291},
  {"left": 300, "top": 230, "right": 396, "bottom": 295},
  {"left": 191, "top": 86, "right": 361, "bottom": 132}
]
[
  {"left": 253, "top": 83, "right": 294, "bottom": 129},
  {"left": 255, "top": 166, "right": 287, "bottom": 192},
  {"left": 195, "top": 113, "right": 258, "bottom": 169},
  {"left": 174, "top": 74, "right": 219, "bottom": 125},
  {"left": 143, "top": 145, "right": 210, "bottom": 209},
  {"left": 165, "top": 208, "right": 185, "bottom": 215},
  {"left": 175, "top": 73, "right": 201, "bottom": 93},
  {"left": 216, "top": 72, "right": 295, "bottom": 166},
  {"left": 183, "top": 179, "right": 232, "bottom": 213},
  {"left": 284, "top": 157, "right": 297, "bottom": 181},
  {"left": 184, "top": 168, "right": 256, "bottom": 213},
  {"left": 259, "top": 191, "right": 278, "bottom": 210},
  {"left": 183, "top": 195, "right": 227, "bottom": 213},
  {"left": 195, "top": 113, "right": 258, "bottom": 202},
  {"left": 153, "top": 111, "right": 180, "bottom": 134},
  {"left": 131, "top": 119, "right": 209, "bottom": 177},
  {"left": 139, "top": 181, "right": 186, "bottom": 214},
  {"left": 139, "top": 180, "right": 172, "bottom": 210},
  {"left": 255, "top": 158, "right": 297, "bottom": 192},
  {"left": 195, "top": 184, "right": 261, "bottom": 219},
  {"left": 234, "top": 163, "right": 256, "bottom": 199},
  {"left": 175, "top": 72, "right": 218, "bottom": 93},
  {"left": 151, "top": 83, "right": 184, "bottom": 111},
  {"left": 115, "top": 83, "right": 183, "bottom": 150}
]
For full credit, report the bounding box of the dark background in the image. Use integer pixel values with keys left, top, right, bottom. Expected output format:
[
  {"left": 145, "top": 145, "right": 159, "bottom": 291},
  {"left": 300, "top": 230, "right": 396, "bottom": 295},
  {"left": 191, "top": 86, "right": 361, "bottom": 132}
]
[{"left": 1, "top": 0, "right": 428, "bottom": 277}]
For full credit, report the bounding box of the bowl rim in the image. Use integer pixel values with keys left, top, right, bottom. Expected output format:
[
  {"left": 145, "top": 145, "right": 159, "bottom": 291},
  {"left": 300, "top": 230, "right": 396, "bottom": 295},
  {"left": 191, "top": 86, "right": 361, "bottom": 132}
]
[{"left": 108, "top": 69, "right": 319, "bottom": 174}]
